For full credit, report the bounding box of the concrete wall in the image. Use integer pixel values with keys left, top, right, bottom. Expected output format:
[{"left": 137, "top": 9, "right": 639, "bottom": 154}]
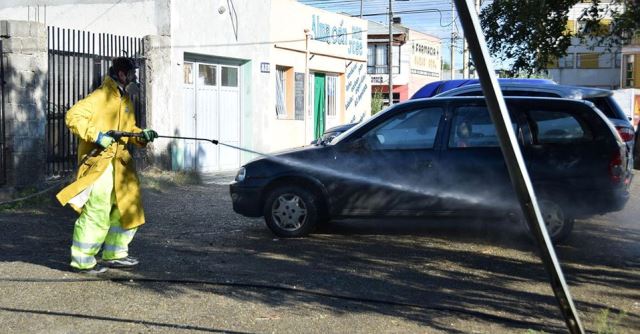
[
  {"left": 170, "top": 0, "right": 272, "bottom": 158},
  {"left": 547, "top": 67, "right": 620, "bottom": 89},
  {"left": 0, "top": 20, "right": 47, "bottom": 191},
  {"left": 143, "top": 34, "right": 172, "bottom": 168}
]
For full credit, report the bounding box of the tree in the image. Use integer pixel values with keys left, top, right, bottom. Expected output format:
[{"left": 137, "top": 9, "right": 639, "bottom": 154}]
[
  {"left": 480, "top": 0, "right": 640, "bottom": 76},
  {"left": 371, "top": 89, "right": 385, "bottom": 115}
]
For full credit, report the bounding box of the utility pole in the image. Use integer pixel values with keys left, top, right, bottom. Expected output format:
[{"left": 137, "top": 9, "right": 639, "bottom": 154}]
[
  {"left": 463, "top": 0, "right": 482, "bottom": 78},
  {"left": 388, "top": 0, "right": 394, "bottom": 106},
  {"left": 462, "top": 35, "right": 469, "bottom": 78},
  {"left": 304, "top": 29, "right": 311, "bottom": 143},
  {"left": 450, "top": 0, "right": 455, "bottom": 80}
]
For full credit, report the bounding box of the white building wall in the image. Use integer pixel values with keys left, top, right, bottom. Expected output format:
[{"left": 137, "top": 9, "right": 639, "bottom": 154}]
[
  {"left": 170, "top": 0, "right": 272, "bottom": 156},
  {"left": 0, "top": 0, "right": 168, "bottom": 36},
  {"left": 1, "top": 0, "right": 370, "bottom": 161},
  {"left": 407, "top": 30, "right": 441, "bottom": 98}
]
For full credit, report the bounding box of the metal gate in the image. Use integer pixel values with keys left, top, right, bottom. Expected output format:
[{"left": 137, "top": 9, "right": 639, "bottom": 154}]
[
  {"left": 47, "top": 27, "right": 146, "bottom": 177},
  {"left": 0, "top": 40, "right": 6, "bottom": 185}
]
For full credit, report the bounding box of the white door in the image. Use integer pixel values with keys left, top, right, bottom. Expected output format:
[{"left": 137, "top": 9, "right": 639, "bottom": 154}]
[
  {"left": 219, "top": 66, "right": 241, "bottom": 170},
  {"left": 196, "top": 63, "right": 219, "bottom": 172},
  {"left": 181, "top": 61, "right": 241, "bottom": 172}
]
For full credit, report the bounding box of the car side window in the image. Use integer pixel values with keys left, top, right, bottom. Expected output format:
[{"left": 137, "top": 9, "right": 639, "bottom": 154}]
[
  {"left": 363, "top": 107, "right": 443, "bottom": 150},
  {"left": 449, "top": 106, "right": 518, "bottom": 148},
  {"left": 528, "top": 110, "right": 592, "bottom": 144}
]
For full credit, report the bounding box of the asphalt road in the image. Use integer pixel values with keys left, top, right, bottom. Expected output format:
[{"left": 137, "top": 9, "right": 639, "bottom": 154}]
[{"left": 0, "top": 171, "right": 638, "bottom": 333}]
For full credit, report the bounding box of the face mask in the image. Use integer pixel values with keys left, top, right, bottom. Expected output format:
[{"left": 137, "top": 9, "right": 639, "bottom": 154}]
[{"left": 124, "top": 70, "right": 140, "bottom": 96}]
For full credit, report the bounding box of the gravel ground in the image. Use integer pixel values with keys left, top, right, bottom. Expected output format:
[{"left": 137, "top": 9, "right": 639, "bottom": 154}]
[{"left": 0, "top": 170, "right": 638, "bottom": 333}]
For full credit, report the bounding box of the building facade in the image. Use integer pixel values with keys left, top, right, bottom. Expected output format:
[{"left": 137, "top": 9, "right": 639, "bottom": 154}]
[
  {"left": 546, "top": 1, "right": 621, "bottom": 89},
  {"left": 621, "top": 32, "right": 640, "bottom": 126},
  {"left": 0, "top": 0, "right": 369, "bottom": 173},
  {"left": 367, "top": 21, "right": 441, "bottom": 104}
]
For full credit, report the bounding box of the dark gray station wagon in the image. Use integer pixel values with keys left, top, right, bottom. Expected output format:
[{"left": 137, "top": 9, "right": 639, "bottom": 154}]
[{"left": 230, "top": 97, "right": 632, "bottom": 243}]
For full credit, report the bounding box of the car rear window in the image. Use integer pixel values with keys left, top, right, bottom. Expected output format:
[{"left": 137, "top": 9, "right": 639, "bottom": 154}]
[
  {"left": 449, "top": 106, "right": 518, "bottom": 148},
  {"left": 528, "top": 110, "right": 593, "bottom": 144},
  {"left": 584, "top": 96, "right": 627, "bottom": 120}
]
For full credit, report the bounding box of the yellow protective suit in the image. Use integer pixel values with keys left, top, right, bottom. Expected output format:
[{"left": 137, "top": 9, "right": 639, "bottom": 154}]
[{"left": 56, "top": 76, "right": 148, "bottom": 230}]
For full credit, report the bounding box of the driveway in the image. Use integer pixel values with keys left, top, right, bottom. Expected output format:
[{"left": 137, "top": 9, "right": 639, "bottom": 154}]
[{"left": 0, "top": 171, "right": 638, "bottom": 333}]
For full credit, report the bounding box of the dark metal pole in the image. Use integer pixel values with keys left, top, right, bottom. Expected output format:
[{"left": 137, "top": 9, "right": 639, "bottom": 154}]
[{"left": 452, "top": 0, "right": 584, "bottom": 333}]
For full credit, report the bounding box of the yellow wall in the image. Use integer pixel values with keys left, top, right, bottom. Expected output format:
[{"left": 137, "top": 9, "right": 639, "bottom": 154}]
[{"left": 578, "top": 53, "right": 599, "bottom": 69}]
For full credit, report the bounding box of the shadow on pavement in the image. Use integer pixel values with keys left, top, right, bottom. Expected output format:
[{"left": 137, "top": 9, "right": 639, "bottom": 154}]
[{"left": 1, "top": 180, "right": 639, "bottom": 333}]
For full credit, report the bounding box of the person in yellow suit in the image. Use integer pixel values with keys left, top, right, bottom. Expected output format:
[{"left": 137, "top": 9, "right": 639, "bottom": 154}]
[{"left": 56, "top": 57, "right": 158, "bottom": 274}]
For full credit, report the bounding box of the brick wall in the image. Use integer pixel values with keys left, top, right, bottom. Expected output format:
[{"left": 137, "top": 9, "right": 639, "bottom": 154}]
[{"left": 0, "top": 20, "right": 47, "bottom": 191}]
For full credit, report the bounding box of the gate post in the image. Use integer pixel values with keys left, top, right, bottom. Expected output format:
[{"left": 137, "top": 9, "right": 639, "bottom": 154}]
[
  {"left": 143, "top": 35, "right": 172, "bottom": 169},
  {"left": 0, "top": 20, "right": 47, "bottom": 192}
]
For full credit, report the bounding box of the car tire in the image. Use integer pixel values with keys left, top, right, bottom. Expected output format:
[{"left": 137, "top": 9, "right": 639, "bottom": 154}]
[
  {"left": 516, "top": 198, "right": 574, "bottom": 244},
  {"left": 263, "top": 186, "right": 319, "bottom": 238},
  {"left": 538, "top": 199, "right": 574, "bottom": 244}
]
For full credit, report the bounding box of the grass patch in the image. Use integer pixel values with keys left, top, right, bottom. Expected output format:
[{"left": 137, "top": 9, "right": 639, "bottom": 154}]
[
  {"left": 524, "top": 308, "right": 628, "bottom": 334},
  {"left": 595, "top": 308, "right": 626, "bottom": 334},
  {"left": 0, "top": 186, "right": 57, "bottom": 213},
  {"left": 140, "top": 168, "right": 202, "bottom": 192}
]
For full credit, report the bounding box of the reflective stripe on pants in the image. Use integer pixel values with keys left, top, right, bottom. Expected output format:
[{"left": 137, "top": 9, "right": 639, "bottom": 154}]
[{"left": 70, "top": 162, "right": 138, "bottom": 269}]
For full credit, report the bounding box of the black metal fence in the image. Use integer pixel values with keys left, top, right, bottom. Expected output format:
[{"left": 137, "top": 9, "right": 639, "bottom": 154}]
[
  {"left": 47, "top": 27, "right": 146, "bottom": 177},
  {"left": 0, "top": 40, "right": 6, "bottom": 185}
]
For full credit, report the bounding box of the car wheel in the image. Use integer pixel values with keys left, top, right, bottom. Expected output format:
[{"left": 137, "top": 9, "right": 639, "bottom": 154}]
[
  {"left": 539, "top": 199, "right": 574, "bottom": 244},
  {"left": 263, "top": 186, "right": 319, "bottom": 238}
]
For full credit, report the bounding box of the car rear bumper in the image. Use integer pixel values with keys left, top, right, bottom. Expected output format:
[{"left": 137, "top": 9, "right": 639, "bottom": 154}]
[
  {"left": 229, "top": 182, "right": 263, "bottom": 217},
  {"left": 570, "top": 186, "right": 630, "bottom": 217}
]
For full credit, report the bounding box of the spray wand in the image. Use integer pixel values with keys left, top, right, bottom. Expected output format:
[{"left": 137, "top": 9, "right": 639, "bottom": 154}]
[
  {"left": 79, "top": 131, "right": 220, "bottom": 167},
  {"left": 106, "top": 130, "right": 219, "bottom": 145}
]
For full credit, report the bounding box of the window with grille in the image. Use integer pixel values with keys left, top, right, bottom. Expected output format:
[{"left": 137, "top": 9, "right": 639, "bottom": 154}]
[
  {"left": 275, "top": 66, "right": 287, "bottom": 117},
  {"left": 326, "top": 75, "right": 339, "bottom": 117},
  {"left": 367, "top": 43, "right": 400, "bottom": 74}
]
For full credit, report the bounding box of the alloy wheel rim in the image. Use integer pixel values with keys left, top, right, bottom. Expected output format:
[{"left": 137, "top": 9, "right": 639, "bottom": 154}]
[
  {"left": 541, "top": 200, "right": 565, "bottom": 238},
  {"left": 271, "top": 193, "right": 307, "bottom": 231}
]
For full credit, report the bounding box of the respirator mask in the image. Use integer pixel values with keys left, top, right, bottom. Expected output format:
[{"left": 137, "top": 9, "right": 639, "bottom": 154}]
[{"left": 124, "top": 69, "right": 140, "bottom": 96}]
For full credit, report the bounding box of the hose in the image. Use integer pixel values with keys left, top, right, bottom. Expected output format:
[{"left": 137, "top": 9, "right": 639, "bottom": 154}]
[{"left": 0, "top": 176, "right": 71, "bottom": 207}]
